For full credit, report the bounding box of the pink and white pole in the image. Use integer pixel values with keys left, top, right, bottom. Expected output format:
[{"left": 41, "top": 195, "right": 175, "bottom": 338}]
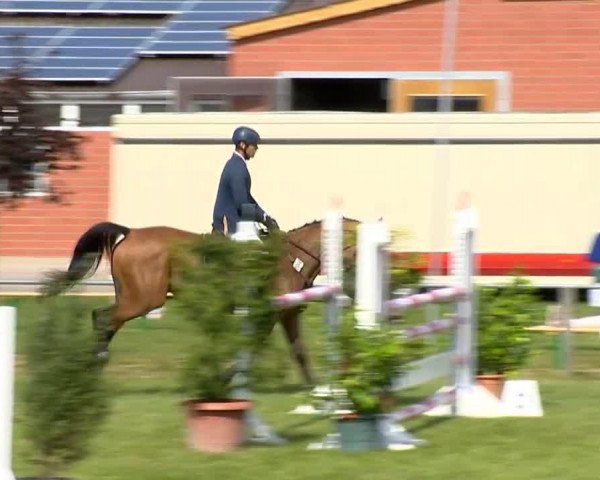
[
  {"left": 353, "top": 207, "right": 477, "bottom": 415},
  {"left": 0, "top": 307, "right": 16, "bottom": 480}
]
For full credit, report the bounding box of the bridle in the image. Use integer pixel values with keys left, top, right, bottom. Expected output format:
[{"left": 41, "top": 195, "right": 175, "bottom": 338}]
[{"left": 286, "top": 238, "right": 322, "bottom": 288}]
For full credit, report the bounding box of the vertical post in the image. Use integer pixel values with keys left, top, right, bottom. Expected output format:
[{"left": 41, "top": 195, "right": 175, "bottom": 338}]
[
  {"left": 451, "top": 207, "right": 476, "bottom": 415},
  {"left": 230, "top": 220, "right": 261, "bottom": 401},
  {"left": 322, "top": 210, "right": 343, "bottom": 333},
  {"left": 559, "top": 287, "right": 574, "bottom": 373},
  {"left": 355, "top": 222, "right": 391, "bottom": 329},
  {"left": 0, "top": 307, "right": 16, "bottom": 480},
  {"left": 231, "top": 220, "right": 285, "bottom": 444},
  {"left": 321, "top": 210, "right": 343, "bottom": 410},
  {"left": 454, "top": 229, "right": 475, "bottom": 389}
]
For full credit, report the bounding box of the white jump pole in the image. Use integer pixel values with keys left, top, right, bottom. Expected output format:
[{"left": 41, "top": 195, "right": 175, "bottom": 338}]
[
  {"left": 322, "top": 209, "right": 343, "bottom": 332},
  {"left": 355, "top": 222, "right": 391, "bottom": 329},
  {"left": 0, "top": 307, "right": 16, "bottom": 480},
  {"left": 450, "top": 207, "right": 476, "bottom": 398}
]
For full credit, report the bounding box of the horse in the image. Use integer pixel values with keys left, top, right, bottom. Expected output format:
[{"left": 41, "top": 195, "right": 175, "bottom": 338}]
[{"left": 42, "top": 218, "right": 358, "bottom": 386}]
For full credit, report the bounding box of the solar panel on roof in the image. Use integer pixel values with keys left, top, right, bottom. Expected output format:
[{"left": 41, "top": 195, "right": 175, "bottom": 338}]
[
  {"left": 189, "top": 2, "right": 279, "bottom": 12},
  {"left": 174, "top": 11, "right": 274, "bottom": 22},
  {"left": 166, "top": 21, "right": 232, "bottom": 31},
  {"left": 4, "top": 2, "right": 93, "bottom": 12},
  {"left": 27, "top": 67, "right": 117, "bottom": 81},
  {"left": 156, "top": 31, "right": 225, "bottom": 42},
  {"left": 98, "top": 2, "right": 186, "bottom": 13},
  {"left": 0, "top": 1, "right": 185, "bottom": 14},
  {"left": 0, "top": 27, "right": 64, "bottom": 36},
  {"left": 35, "top": 57, "right": 130, "bottom": 68},
  {"left": 0, "top": 0, "right": 286, "bottom": 81},
  {"left": 144, "top": 41, "right": 229, "bottom": 52},
  {"left": 45, "top": 47, "right": 140, "bottom": 58},
  {"left": 73, "top": 27, "right": 158, "bottom": 37},
  {"left": 0, "top": 36, "right": 54, "bottom": 48}
]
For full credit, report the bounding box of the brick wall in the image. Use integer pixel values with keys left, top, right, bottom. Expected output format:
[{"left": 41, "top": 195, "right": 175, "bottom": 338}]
[
  {"left": 230, "top": 0, "right": 600, "bottom": 111},
  {"left": 0, "top": 130, "right": 111, "bottom": 257}
]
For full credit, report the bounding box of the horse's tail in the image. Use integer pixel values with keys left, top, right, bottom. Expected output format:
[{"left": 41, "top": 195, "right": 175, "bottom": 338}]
[{"left": 40, "top": 222, "right": 130, "bottom": 296}]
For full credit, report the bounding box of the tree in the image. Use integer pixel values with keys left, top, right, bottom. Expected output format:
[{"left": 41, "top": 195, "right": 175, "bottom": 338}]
[{"left": 0, "top": 34, "right": 82, "bottom": 204}]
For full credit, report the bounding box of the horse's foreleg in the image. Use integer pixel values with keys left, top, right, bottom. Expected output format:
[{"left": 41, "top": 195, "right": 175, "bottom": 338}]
[{"left": 280, "top": 308, "right": 314, "bottom": 387}]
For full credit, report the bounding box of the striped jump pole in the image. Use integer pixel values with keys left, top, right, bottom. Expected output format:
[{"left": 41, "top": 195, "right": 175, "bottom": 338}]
[{"left": 351, "top": 210, "right": 478, "bottom": 446}]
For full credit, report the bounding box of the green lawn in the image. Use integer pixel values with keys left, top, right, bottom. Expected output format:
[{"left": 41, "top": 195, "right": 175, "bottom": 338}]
[{"left": 6, "top": 296, "right": 600, "bottom": 480}]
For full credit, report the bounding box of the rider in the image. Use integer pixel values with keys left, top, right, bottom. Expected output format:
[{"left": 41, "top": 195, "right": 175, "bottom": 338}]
[{"left": 212, "top": 126, "right": 279, "bottom": 235}]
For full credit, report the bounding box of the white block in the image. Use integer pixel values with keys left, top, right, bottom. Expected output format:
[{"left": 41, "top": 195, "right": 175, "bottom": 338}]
[
  {"left": 587, "top": 288, "right": 600, "bottom": 307},
  {"left": 456, "top": 385, "right": 504, "bottom": 418},
  {"left": 425, "top": 385, "right": 503, "bottom": 418},
  {"left": 355, "top": 222, "right": 390, "bottom": 329},
  {"left": 500, "top": 380, "right": 543, "bottom": 417}
]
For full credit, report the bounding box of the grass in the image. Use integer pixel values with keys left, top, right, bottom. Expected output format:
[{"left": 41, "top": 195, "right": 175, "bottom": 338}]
[{"left": 6, "top": 296, "right": 600, "bottom": 480}]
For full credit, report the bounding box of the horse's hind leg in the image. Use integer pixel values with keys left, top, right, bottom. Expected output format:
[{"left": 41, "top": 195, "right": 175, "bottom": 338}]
[
  {"left": 92, "top": 305, "right": 115, "bottom": 361},
  {"left": 92, "top": 301, "right": 159, "bottom": 361}
]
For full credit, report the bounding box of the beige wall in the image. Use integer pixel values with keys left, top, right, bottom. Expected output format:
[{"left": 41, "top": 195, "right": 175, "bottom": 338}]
[{"left": 111, "top": 112, "right": 600, "bottom": 254}]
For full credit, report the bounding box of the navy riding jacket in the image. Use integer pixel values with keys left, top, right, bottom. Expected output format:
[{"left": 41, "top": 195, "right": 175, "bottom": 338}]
[{"left": 212, "top": 151, "right": 265, "bottom": 234}]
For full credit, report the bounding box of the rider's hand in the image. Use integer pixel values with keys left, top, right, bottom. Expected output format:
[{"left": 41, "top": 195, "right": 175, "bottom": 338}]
[{"left": 263, "top": 214, "right": 280, "bottom": 231}]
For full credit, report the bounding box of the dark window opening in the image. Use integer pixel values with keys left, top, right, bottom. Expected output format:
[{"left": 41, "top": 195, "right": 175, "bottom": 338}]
[
  {"left": 291, "top": 78, "right": 387, "bottom": 112},
  {"left": 141, "top": 103, "right": 168, "bottom": 113},
  {"left": 410, "top": 95, "right": 481, "bottom": 112},
  {"left": 79, "top": 104, "right": 122, "bottom": 127},
  {"left": 35, "top": 104, "right": 61, "bottom": 126}
]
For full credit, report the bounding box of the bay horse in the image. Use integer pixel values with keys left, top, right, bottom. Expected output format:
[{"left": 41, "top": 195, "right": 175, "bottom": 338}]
[{"left": 42, "top": 218, "right": 358, "bottom": 386}]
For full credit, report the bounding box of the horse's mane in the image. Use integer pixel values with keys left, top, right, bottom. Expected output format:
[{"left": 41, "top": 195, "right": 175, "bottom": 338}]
[
  {"left": 287, "top": 219, "right": 321, "bottom": 233},
  {"left": 287, "top": 216, "right": 359, "bottom": 234}
]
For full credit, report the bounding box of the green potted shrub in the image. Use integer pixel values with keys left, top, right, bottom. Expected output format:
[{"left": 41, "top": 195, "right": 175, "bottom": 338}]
[
  {"left": 22, "top": 296, "right": 110, "bottom": 479},
  {"left": 332, "top": 313, "right": 421, "bottom": 451},
  {"left": 171, "top": 232, "right": 283, "bottom": 453},
  {"left": 476, "top": 276, "right": 540, "bottom": 397}
]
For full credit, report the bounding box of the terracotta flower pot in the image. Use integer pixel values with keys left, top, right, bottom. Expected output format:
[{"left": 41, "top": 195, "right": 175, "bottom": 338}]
[
  {"left": 476, "top": 374, "right": 506, "bottom": 399},
  {"left": 184, "top": 399, "right": 253, "bottom": 453}
]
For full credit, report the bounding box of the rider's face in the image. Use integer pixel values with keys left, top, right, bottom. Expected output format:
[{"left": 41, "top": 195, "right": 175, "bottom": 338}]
[{"left": 245, "top": 144, "right": 258, "bottom": 159}]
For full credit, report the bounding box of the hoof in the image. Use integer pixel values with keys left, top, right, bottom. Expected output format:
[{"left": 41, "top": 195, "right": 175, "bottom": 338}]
[{"left": 97, "top": 350, "right": 109, "bottom": 362}]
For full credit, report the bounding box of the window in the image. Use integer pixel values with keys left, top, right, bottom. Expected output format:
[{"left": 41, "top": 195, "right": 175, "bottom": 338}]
[
  {"left": 391, "top": 79, "right": 497, "bottom": 112},
  {"left": 291, "top": 78, "right": 387, "bottom": 112},
  {"left": 141, "top": 103, "right": 168, "bottom": 113},
  {"left": 35, "top": 103, "right": 61, "bottom": 126},
  {"left": 0, "top": 161, "right": 49, "bottom": 196},
  {"left": 410, "top": 95, "right": 482, "bottom": 112},
  {"left": 79, "top": 104, "right": 122, "bottom": 127},
  {"left": 188, "top": 99, "right": 226, "bottom": 112}
]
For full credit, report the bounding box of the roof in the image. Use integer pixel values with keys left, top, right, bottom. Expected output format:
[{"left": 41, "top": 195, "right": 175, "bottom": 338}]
[
  {"left": 0, "top": 1, "right": 286, "bottom": 82},
  {"left": 227, "top": 0, "right": 417, "bottom": 41}
]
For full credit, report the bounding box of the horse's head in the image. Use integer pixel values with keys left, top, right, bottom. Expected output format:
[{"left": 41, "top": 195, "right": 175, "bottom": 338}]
[{"left": 278, "top": 217, "right": 359, "bottom": 295}]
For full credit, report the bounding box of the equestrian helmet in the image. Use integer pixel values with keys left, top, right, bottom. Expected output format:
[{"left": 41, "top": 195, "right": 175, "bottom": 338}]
[{"left": 232, "top": 126, "right": 260, "bottom": 146}]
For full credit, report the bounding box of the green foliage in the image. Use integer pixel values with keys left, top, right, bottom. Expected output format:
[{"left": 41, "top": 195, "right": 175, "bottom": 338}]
[
  {"left": 23, "top": 296, "right": 110, "bottom": 477},
  {"left": 334, "top": 312, "right": 423, "bottom": 414},
  {"left": 477, "top": 277, "right": 541, "bottom": 375},
  {"left": 0, "top": 40, "right": 82, "bottom": 203},
  {"left": 343, "top": 254, "right": 422, "bottom": 300},
  {"left": 389, "top": 257, "right": 423, "bottom": 293},
  {"left": 172, "top": 232, "right": 285, "bottom": 401}
]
